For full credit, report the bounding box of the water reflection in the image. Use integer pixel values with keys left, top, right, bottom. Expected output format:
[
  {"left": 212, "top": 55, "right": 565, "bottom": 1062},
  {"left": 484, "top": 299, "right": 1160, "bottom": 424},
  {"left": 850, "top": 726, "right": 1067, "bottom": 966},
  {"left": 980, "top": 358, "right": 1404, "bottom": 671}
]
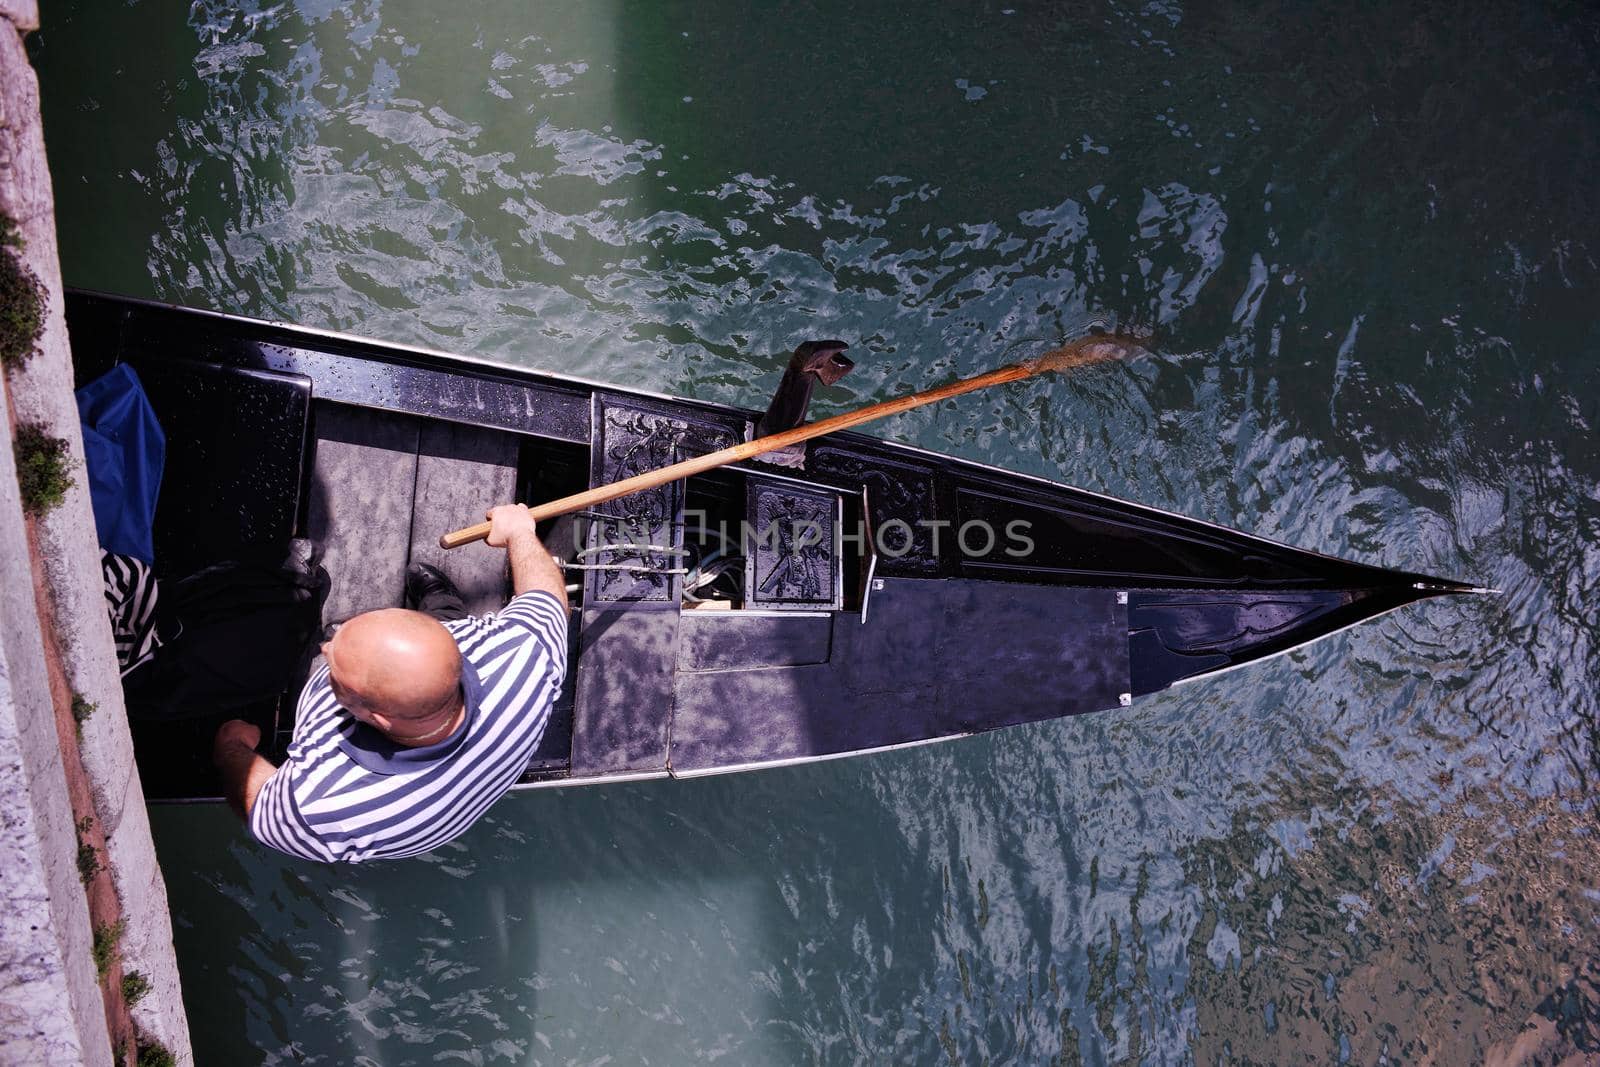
[{"left": 1183, "top": 783, "right": 1600, "bottom": 1063}]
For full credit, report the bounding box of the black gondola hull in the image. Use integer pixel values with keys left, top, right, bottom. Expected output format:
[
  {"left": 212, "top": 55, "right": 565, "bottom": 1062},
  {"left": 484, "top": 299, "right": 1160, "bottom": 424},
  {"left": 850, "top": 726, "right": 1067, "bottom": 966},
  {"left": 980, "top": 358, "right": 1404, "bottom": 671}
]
[{"left": 63, "top": 291, "right": 1471, "bottom": 801}]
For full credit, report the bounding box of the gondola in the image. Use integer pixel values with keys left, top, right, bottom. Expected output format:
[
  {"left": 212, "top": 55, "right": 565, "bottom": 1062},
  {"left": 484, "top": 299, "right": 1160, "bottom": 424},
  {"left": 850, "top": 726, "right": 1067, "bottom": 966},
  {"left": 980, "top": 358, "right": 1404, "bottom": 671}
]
[{"left": 63, "top": 290, "right": 1478, "bottom": 802}]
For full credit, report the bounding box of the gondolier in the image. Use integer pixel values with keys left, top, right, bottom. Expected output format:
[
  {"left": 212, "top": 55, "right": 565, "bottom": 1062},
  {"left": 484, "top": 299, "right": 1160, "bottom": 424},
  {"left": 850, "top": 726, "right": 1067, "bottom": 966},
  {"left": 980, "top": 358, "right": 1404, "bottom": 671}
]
[{"left": 211, "top": 505, "right": 568, "bottom": 863}]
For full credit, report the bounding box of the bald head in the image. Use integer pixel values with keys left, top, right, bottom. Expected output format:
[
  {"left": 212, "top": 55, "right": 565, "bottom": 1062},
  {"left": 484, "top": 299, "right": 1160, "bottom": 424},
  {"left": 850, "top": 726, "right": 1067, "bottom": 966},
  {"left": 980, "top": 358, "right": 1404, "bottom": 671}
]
[{"left": 324, "top": 608, "right": 463, "bottom": 727}]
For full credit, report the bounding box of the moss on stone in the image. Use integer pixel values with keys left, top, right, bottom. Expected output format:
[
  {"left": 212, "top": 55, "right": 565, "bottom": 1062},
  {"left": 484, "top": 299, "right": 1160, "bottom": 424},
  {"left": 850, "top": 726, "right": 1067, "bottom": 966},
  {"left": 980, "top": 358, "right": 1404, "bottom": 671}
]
[
  {"left": 135, "top": 1036, "right": 176, "bottom": 1067},
  {"left": 121, "top": 969, "right": 151, "bottom": 1007},
  {"left": 75, "top": 814, "right": 102, "bottom": 886},
  {"left": 75, "top": 842, "right": 101, "bottom": 884},
  {"left": 0, "top": 214, "right": 46, "bottom": 371},
  {"left": 12, "top": 422, "right": 74, "bottom": 517},
  {"left": 71, "top": 693, "right": 97, "bottom": 738},
  {"left": 91, "top": 918, "right": 124, "bottom": 977},
  {"left": 74, "top": 844, "right": 101, "bottom": 889}
]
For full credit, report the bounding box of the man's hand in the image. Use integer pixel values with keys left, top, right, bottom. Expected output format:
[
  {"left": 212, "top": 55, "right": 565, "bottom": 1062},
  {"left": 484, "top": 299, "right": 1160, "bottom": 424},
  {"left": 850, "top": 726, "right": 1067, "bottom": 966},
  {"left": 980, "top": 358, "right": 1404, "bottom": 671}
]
[
  {"left": 486, "top": 503, "right": 568, "bottom": 607},
  {"left": 213, "top": 719, "right": 276, "bottom": 821},
  {"left": 213, "top": 719, "right": 261, "bottom": 761},
  {"left": 485, "top": 503, "right": 538, "bottom": 548}
]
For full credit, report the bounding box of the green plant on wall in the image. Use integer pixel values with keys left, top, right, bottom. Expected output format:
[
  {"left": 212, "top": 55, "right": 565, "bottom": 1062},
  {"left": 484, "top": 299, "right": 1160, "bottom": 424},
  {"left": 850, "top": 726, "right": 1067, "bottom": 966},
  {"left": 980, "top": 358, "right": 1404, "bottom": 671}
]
[
  {"left": 91, "top": 918, "right": 124, "bottom": 977},
  {"left": 75, "top": 815, "right": 102, "bottom": 885},
  {"left": 121, "top": 969, "right": 151, "bottom": 1006},
  {"left": 12, "top": 422, "right": 74, "bottom": 517},
  {"left": 0, "top": 213, "right": 46, "bottom": 371},
  {"left": 134, "top": 1035, "right": 176, "bottom": 1067},
  {"left": 71, "top": 693, "right": 97, "bottom": 738}
]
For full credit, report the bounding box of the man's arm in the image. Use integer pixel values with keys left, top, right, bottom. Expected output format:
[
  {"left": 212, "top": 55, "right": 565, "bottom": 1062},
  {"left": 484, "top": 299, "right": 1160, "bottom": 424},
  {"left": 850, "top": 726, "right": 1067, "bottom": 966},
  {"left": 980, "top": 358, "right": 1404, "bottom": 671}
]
[
  {"left": 212, "top": 719, "right": 278, "bottom": 821},
  {"left": 486, "top": 504, "right": 569, "bottom": 610}
]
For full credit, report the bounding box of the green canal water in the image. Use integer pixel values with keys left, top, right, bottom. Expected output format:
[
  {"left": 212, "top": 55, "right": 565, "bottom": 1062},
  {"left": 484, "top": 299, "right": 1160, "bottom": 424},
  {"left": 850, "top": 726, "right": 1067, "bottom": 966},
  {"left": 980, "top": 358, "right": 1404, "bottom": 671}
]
[{"left": 29, "top": 2, "right": 1600, "bottom": 1063}]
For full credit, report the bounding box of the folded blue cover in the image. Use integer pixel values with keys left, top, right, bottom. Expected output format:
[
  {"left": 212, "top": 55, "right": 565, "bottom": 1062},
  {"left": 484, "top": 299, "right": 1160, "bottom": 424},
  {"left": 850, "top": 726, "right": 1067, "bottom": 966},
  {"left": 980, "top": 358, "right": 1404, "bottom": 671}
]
[{"left": 76, "top": 364, "right": 165, "bottom": 563}]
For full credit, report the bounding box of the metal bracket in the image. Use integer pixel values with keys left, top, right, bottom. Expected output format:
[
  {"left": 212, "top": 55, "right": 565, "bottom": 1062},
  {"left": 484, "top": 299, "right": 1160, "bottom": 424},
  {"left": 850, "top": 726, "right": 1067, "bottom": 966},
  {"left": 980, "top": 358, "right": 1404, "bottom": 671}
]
[{"left": 756, "top": 340, "right": 855, "bottom": 438}]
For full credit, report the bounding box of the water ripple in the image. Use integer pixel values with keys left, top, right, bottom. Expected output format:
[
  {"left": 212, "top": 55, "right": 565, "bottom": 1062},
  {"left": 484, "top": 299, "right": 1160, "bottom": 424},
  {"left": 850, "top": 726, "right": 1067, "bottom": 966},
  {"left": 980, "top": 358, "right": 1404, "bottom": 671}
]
[{"left": 32, "top": 0, "right": 1600, "bottom": 1062}]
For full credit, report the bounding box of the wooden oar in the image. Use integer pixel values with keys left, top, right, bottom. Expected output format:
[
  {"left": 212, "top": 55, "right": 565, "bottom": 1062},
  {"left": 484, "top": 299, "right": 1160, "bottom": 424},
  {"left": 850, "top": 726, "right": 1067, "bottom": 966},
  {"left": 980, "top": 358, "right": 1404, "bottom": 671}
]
[{"left": 439, "top": 336, "right": 1139, "bottom": 549}]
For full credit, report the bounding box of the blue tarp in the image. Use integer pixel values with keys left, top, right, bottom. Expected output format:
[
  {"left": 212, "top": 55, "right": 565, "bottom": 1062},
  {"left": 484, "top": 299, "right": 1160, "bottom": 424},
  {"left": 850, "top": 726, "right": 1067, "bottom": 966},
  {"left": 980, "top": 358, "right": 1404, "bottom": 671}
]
[{"left": 76, "top": 364, "right": 164, "bottom": 563}]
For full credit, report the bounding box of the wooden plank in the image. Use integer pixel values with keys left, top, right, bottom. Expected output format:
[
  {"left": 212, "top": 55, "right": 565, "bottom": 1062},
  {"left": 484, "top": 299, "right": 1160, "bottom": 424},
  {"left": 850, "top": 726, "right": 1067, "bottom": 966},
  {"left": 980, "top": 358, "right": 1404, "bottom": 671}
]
[
  {"left": 571, "top": 606, "right": 678, "bottom": 775},
  {"left": 306, "top": 405, "right": 420, "bottom": 625},
  {"left": 407, "top": 421, "right": 519, "bottom": 616}
]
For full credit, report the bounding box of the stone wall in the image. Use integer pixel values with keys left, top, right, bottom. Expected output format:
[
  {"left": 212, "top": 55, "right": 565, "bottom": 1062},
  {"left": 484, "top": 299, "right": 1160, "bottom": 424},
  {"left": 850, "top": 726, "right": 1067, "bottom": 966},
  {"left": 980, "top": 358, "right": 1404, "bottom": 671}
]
[{"left": 0, "top": 1, "right": 192, "bottom": 1063}]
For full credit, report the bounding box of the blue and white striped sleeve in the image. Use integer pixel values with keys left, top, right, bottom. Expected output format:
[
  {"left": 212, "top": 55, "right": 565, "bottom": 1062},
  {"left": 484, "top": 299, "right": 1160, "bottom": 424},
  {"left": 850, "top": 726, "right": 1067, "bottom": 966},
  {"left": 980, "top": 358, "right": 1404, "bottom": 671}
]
[
  {"left": 248, "top": 765, "right": 336, "bottom": 863},
  {"left": 494, "top": 591, "right": 570, "bottom": 683}
]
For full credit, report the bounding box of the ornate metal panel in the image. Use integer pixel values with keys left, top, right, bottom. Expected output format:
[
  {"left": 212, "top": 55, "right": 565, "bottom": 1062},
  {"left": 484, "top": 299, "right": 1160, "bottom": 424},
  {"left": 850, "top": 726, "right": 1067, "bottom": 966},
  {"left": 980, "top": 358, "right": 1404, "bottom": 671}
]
[
  {"left": 586, "top": 396, "right": 740, "bottom": 603},
  {"left": 808, "top": 444, "right": 941, "bottom": 575},
  {"left": 744, "top": 475, "right": 843, "bottom": 610}
]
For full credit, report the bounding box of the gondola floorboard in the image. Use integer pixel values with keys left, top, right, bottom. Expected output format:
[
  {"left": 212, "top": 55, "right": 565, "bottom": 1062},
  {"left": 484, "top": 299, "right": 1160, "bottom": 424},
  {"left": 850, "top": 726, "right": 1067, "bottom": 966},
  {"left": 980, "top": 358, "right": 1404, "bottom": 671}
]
[
  {"left": 407, "top": 421, "right": 519, "bottom": 616},
  {"left": 308, "top": 404, "right": 420, "bottom": 626}
]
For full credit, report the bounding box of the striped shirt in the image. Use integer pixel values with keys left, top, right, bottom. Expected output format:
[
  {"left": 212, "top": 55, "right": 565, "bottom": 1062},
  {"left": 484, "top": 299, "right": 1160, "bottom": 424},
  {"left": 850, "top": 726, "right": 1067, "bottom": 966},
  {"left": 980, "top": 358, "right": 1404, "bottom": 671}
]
[
  {"left": 248, "top": 591, "right": 567, "bottom": 863},
  {"left": 101, "top": 550, "right": 165, "bottom": 675}
]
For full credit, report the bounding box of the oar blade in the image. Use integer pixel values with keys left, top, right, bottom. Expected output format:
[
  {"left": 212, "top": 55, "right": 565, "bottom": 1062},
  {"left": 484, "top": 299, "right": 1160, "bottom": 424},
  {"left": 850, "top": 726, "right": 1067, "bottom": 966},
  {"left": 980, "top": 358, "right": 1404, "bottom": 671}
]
[{"left": 1028, "top": 335, "right": 1143, "bottom": 374}]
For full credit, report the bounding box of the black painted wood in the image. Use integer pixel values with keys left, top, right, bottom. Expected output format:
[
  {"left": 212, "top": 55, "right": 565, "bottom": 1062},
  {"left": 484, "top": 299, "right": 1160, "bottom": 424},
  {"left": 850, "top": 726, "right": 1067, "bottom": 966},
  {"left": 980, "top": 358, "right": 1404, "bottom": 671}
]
[
  {"left": 87, "top": 290, "right": 593, "bottom": 443},
  {"left": 951, "top": 476, "right": 1404, "bottom": 590},
  {"left": 667, "top": 580, "right": 1129, "bottom": 772},
  {"left": 569, "top": 605, "right": 680, "bottom": 775},
  {"left": 809, "top": 443, "right": 943, "bottom": 577},
  {"left": 131, "top": 358, "right": 310, "bottom": 579},
  {"left": 677, "top": 612, "right": 833, "bottom": 672},
  {"left": 524, "top": 611, "right": 579, "bottom": 774},
  {"left": 61, "top": 292, "right": 125, "bottom": 387},
  {"left": 407, "top": 421, "right": 519, "bottom": 616},
  {"left": 307, "top": 404, "right": 420, "bottom": 625},
  {"left": 256, "top": 343, "right": 593, "bottom": 444}
]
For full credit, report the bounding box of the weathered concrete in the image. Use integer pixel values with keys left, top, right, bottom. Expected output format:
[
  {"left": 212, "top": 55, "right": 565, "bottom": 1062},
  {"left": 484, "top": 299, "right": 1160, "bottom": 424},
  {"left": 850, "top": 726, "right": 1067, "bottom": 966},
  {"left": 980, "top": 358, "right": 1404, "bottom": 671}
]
[
  {"left": 0, "top": 2, "right": 33, "bottom": 36},
  {"left": 0, "top": 373, "right": 111, "bottom": 1067},
  {"left": 1, "top": 7, "right": 191, "bottom": 1065}
]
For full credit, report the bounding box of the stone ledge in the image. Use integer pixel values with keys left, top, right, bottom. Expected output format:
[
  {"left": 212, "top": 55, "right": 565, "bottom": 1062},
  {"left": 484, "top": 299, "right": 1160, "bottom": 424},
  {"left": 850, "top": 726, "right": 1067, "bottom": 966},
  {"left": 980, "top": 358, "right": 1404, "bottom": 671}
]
[
  {"left": 0, "top": 2, "right": 39, "bottom": 34},
  {"left": 1, "top": 373, "right": 109, "bottom": 1065},
  {"left": 1, "top": 10, "right": 193, "bottom": 1065}
]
